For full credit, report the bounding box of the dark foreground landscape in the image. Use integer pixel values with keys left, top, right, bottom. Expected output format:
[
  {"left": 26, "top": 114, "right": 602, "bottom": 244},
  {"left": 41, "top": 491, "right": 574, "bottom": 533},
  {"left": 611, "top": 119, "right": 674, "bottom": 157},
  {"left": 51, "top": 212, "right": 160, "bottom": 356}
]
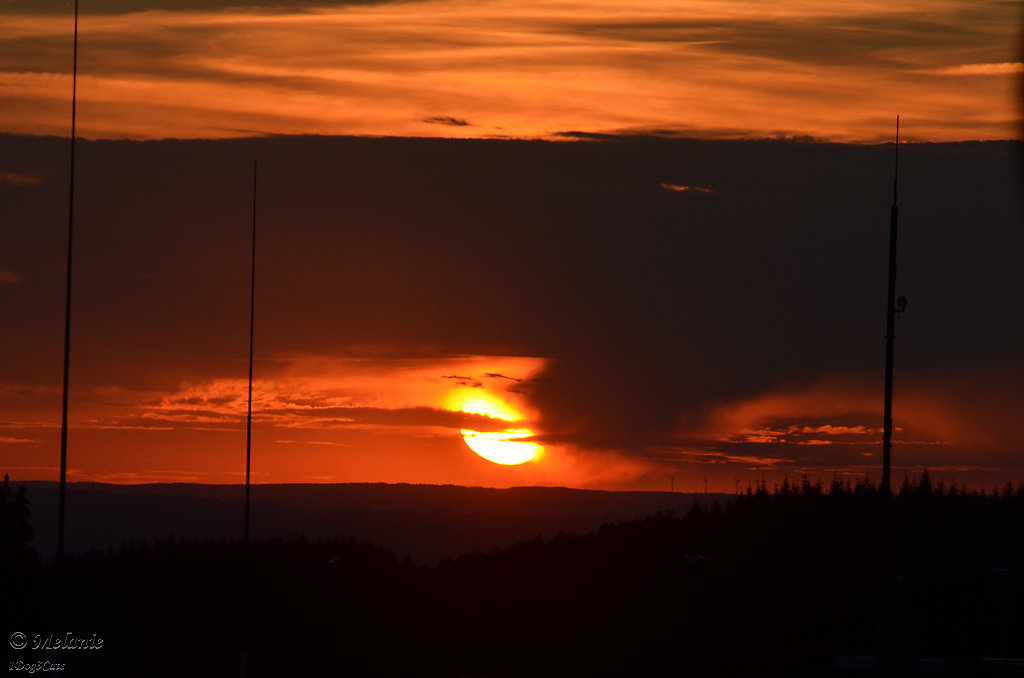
[{"left": 3, "top": 475, "right": 1023, "bottom": 676}]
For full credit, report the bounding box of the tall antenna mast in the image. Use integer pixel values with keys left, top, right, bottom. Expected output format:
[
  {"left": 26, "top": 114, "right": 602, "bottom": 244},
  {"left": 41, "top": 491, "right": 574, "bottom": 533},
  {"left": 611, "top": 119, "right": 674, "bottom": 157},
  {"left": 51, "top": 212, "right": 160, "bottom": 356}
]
[
  {"left": 57, "top": 0, "right": 80, "bottom": 598},
  {"left": 241, "top": 159, "right": 257, "bottom": 678},
  {"left": 881, "top": 117, "right": 900, "bottom": 496},
  {"left": 245, "top": 161, "right": 256, "bottom": 554}
]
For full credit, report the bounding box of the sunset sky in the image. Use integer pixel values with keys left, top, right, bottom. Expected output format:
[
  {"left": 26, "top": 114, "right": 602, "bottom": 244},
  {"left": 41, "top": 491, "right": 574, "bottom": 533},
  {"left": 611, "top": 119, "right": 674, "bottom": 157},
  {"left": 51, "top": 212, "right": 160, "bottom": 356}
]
[
  {"left": 1, "top": 0, "right": 1022, "bottom": 491},
  {"left": 2, "top": 0, "right": 1021, "bottom": 141}
]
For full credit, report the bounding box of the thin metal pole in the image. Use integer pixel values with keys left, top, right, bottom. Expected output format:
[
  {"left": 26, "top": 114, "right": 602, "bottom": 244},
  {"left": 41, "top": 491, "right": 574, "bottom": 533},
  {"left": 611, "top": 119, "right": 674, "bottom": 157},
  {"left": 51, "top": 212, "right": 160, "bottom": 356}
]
[
  {"left": 881, "top": 117, "right": 899, "bottom": 496},
  {"left": 245, "top": 161, "right": 256, "bottom": 549},
  {"left": 241, "top": 159, "right": 257, "bottom": 678},
  {"left": 57, "top": 0, "right": 80, "bottom": 600}
]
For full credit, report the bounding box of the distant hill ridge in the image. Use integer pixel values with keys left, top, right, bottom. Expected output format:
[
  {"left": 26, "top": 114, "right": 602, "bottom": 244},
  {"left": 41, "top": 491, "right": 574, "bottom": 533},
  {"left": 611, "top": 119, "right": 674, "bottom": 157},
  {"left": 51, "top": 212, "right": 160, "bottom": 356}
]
[{"left": 18, "top": 481, "right": 713, "bottom": 565}]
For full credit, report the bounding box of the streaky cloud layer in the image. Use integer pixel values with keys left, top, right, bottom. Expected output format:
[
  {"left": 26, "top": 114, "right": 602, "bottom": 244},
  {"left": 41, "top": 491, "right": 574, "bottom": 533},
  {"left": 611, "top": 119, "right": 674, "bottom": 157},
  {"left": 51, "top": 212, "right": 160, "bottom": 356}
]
[{"left": 0, "top": 0, "right": 1020, "bottom": 141}]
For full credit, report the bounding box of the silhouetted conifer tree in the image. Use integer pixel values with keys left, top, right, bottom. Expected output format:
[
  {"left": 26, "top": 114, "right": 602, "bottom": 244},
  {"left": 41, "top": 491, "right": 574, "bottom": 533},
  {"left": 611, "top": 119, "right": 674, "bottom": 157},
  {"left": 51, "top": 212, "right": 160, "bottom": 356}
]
[
  {"left": 829, "top": 474, "right": 845, "bottom": 496},
  {"left": 1, "top": 474, "right": 38, "bottom": 620},
  {"left": 918, "top": 470, "right": 932, "bottom": 495}
]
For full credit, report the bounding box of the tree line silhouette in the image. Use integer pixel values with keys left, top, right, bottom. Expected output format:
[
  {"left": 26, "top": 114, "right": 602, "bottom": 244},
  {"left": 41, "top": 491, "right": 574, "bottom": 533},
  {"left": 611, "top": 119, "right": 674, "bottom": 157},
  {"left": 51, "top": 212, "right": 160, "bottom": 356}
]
[{"left": 3, "top": 473, "right": 1022, "bottom": 676}]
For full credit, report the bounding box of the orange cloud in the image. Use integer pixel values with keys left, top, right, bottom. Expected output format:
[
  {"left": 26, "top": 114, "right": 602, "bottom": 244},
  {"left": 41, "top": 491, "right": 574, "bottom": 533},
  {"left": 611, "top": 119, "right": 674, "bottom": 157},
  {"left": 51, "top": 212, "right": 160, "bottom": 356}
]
[
  {"left": 923, "top": 62, "right": 1024, "bottom": 76},
  {"left": 0, "top": 355, "right": 563, "bottom": 485},
  {"left": 1, "top": 0, "right": 1019, "bottom": 141},
  {"left": 0, "top": 172, "right": 41, "bottom": 186},
  {"left": 660, "top": 183, "right": 717, "bottom": 194},
  {"left": 682, "top": 364, "right": 1024, "bottom": 487}
]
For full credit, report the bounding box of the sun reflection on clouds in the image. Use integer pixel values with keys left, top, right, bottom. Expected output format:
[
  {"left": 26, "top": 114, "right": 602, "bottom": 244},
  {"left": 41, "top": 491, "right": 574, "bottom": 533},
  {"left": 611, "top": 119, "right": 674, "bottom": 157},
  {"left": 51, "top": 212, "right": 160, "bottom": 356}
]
[{"left": 669, "top": 366, "right": 1024, "bottom": 489}]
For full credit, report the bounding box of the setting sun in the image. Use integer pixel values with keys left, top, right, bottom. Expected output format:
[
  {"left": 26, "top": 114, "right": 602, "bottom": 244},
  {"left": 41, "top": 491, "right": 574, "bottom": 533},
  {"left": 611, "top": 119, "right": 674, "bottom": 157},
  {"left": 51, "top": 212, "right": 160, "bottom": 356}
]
[{"left": 458, "top": 395, "right": 542, "bottom": 466}]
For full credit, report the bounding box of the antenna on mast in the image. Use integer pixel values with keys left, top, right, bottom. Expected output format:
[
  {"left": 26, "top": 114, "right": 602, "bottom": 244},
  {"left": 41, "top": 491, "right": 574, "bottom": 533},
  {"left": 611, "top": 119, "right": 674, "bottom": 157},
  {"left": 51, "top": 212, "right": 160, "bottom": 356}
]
[
  {"left": 881, "top": 116, "right": 900, "bottom": 496},
  {"left": 56, "top": 0, "right": 80, "bottom": 602}
]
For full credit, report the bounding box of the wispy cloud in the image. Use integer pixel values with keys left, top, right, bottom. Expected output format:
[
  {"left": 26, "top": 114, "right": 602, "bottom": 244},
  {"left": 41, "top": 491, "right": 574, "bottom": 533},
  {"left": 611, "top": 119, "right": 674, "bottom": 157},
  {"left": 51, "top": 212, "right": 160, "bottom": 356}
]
[
  {"left": 670, "top": 365, "right": 1024, "bottom": 484},
  {"left": 0, "top": 171, "right": 40, "bottom": 186},
  {"left": 443, "top": 374, "right": 483, "bottom": 388},
  {"left": 0, "top": 0, "right": 407, "bottom": 13},
  {"left": 424, "top": 116, "right": 470, "bottom": 127},
  {"left": 275, "top": 439, "right": 351, "bottom": 447},
  {"left": 0, "top": 0, "right": 1018, "bottom": 140},
  {"left": 485, "top": 373, "right": 521, "bottom": 382},
  {"left": 922, "top": 62, "right": 1024, "bottom": 76},
  {"left": 660, "top": 183, "right": 716, "bottom": 194}
]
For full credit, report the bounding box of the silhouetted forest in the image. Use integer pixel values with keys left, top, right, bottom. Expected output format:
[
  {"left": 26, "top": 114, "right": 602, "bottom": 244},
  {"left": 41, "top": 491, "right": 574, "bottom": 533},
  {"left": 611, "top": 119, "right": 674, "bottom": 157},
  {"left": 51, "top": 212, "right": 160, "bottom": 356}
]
[
  {"left": 3, "top": 474, "right": 1023, "bottom": 676},
  {"left": 17, "top": 481, "right": 706, "bottom": 565}
]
